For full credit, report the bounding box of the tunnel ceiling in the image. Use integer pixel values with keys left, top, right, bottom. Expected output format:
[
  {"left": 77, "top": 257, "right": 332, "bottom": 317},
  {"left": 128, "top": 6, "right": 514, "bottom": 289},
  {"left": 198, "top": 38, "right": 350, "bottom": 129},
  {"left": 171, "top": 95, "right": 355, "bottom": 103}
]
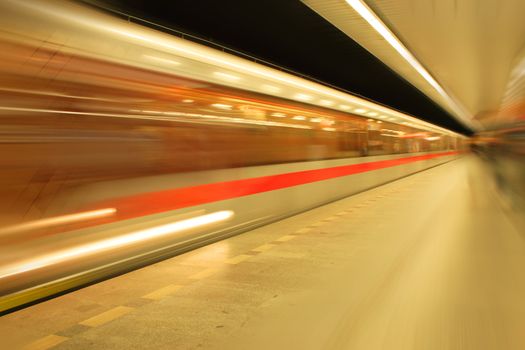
[
  {"left": 94, "top": 0, "right": 472, "bottom": 134},
  {"left": 303, "top": 0, "right": 525, "bottom": 130}
]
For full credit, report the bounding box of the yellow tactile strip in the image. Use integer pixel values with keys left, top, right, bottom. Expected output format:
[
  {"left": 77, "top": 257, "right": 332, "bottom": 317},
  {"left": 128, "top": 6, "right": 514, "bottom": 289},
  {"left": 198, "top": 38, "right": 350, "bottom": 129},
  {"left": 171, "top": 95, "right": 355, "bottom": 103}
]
[
  {"left": 142, "top": 284, "right": 183, "bottom": 300},
  {"left": 275, "top": 235, "right": 296, "bottom": 242},
  {"left": 20, "top": 187, "right": 401, "bottom": 349},
  {"left": 252, "top": 243, "right": 276, "bottom": 253},
  {"left": 79, "top": 306, "right": 134, "bottom": 327},
  {"left": 22, "top": 335, "right": 68, "bottom": 350}
]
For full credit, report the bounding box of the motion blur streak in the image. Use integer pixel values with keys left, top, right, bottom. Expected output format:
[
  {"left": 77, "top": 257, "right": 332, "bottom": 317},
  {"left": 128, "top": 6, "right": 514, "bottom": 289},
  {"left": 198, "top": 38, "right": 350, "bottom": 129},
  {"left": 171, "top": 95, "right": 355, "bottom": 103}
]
[
  {"left": 0, "top": 0, "right": 463, "bottom": 310},
  {"left": 0, "top": 208, "right": 117, "bottom": 236},
  {"left": 0, "top": 211, "right": 234, "bottom": 279}
]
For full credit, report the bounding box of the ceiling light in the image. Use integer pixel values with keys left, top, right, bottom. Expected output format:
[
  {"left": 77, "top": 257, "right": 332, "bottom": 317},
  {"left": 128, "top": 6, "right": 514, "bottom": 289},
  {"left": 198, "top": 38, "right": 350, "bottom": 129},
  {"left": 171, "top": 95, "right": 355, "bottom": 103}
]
[
  {"left": 345, "top": 0, "right": 472, "bottom": 126},
  {"left": 182, "top": 99, "right": 194, "bottom": 103},
  {"left": 354, "top": 108, "right": 367, "bottom": 114},
  {"left": 367, "top": 112, "right": 378, "bottom": 117}
]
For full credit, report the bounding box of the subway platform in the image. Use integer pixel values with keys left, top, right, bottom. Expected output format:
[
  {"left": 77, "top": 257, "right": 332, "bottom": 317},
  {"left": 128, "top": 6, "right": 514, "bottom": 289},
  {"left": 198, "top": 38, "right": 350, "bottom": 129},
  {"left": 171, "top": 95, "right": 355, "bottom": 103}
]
[{"left": 2, "top": 155, "right": 524, "bottom": 350}]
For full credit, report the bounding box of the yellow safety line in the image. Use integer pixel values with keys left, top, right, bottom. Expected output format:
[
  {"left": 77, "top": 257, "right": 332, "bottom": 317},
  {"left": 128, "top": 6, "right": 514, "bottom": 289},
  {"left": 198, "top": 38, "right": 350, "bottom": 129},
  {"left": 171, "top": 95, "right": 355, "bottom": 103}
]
[
  {"left": 142, "top": 285, "right": 183, "bottom": 300},
  {"left": 295, "top": 227, "right": 312, "bottom": 234},
  {"left": 252, "top": 244, "right": 275, "bottom": 252},
  {"left": 79, "top": 306, "right": 134, "bottom": 327},
  {"left": 22, "top": 335, "right": 68, "bottom": 350},
  {"left": 275, "top": 235, "right": 296, "bottom": 242}
]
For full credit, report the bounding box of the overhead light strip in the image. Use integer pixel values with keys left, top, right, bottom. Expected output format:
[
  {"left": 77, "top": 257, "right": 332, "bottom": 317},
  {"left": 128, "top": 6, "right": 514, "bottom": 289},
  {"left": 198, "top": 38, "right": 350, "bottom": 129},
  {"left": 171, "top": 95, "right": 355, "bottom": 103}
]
[{"left": 345, "top": 0, "right": 473, "bottom": 128}]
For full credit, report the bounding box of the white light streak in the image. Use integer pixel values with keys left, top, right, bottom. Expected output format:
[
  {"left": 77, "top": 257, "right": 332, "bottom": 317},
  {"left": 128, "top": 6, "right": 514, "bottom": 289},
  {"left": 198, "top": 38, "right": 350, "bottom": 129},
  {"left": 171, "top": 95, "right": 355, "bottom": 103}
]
[
  {"left": 0, "top": 106, "right": 311, "bottom": 130},
  {"left": 0, "top": 208, "right": 117, "bottom": 236},
  {"left": 0, "top": 87, "right": 118, "bottom": 102},
  {"left": 294, "top": 93, "right": 312, "bottom": 101},
  {"left": 261, "top": 85, "right": 281, "bottom": 93},
  {"left": 381, "top": 128, "right": 405, "bottom": 135},
  {"left": 211, "top": 103, "right": 233, "bottom": 110},
  {"left": 143, "top": 55, "right": 181, "bottom": 66},
  {"left": 213, "top": 71, "right": 241, "bottom": 81},
  {"left": 0, "top": 211, "right": 234, "bottom": 279},
  {"left": 292, "top": 115, "right": 307, "bottom": 121}
]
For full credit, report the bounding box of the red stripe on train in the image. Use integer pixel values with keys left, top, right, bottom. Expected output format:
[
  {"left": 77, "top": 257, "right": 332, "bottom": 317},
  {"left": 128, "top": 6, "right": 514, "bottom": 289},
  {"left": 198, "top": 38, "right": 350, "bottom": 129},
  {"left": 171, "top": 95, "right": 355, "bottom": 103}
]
[{"left": 94, "top": 151, "right": 458, "bottom": 221}]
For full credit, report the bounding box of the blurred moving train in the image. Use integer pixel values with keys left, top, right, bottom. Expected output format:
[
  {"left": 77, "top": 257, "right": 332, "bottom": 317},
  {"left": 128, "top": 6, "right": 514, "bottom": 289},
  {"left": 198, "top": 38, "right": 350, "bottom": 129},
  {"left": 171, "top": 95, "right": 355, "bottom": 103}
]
[{"left": 0, "top": 0, "right": 464, "bottom": 312}]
